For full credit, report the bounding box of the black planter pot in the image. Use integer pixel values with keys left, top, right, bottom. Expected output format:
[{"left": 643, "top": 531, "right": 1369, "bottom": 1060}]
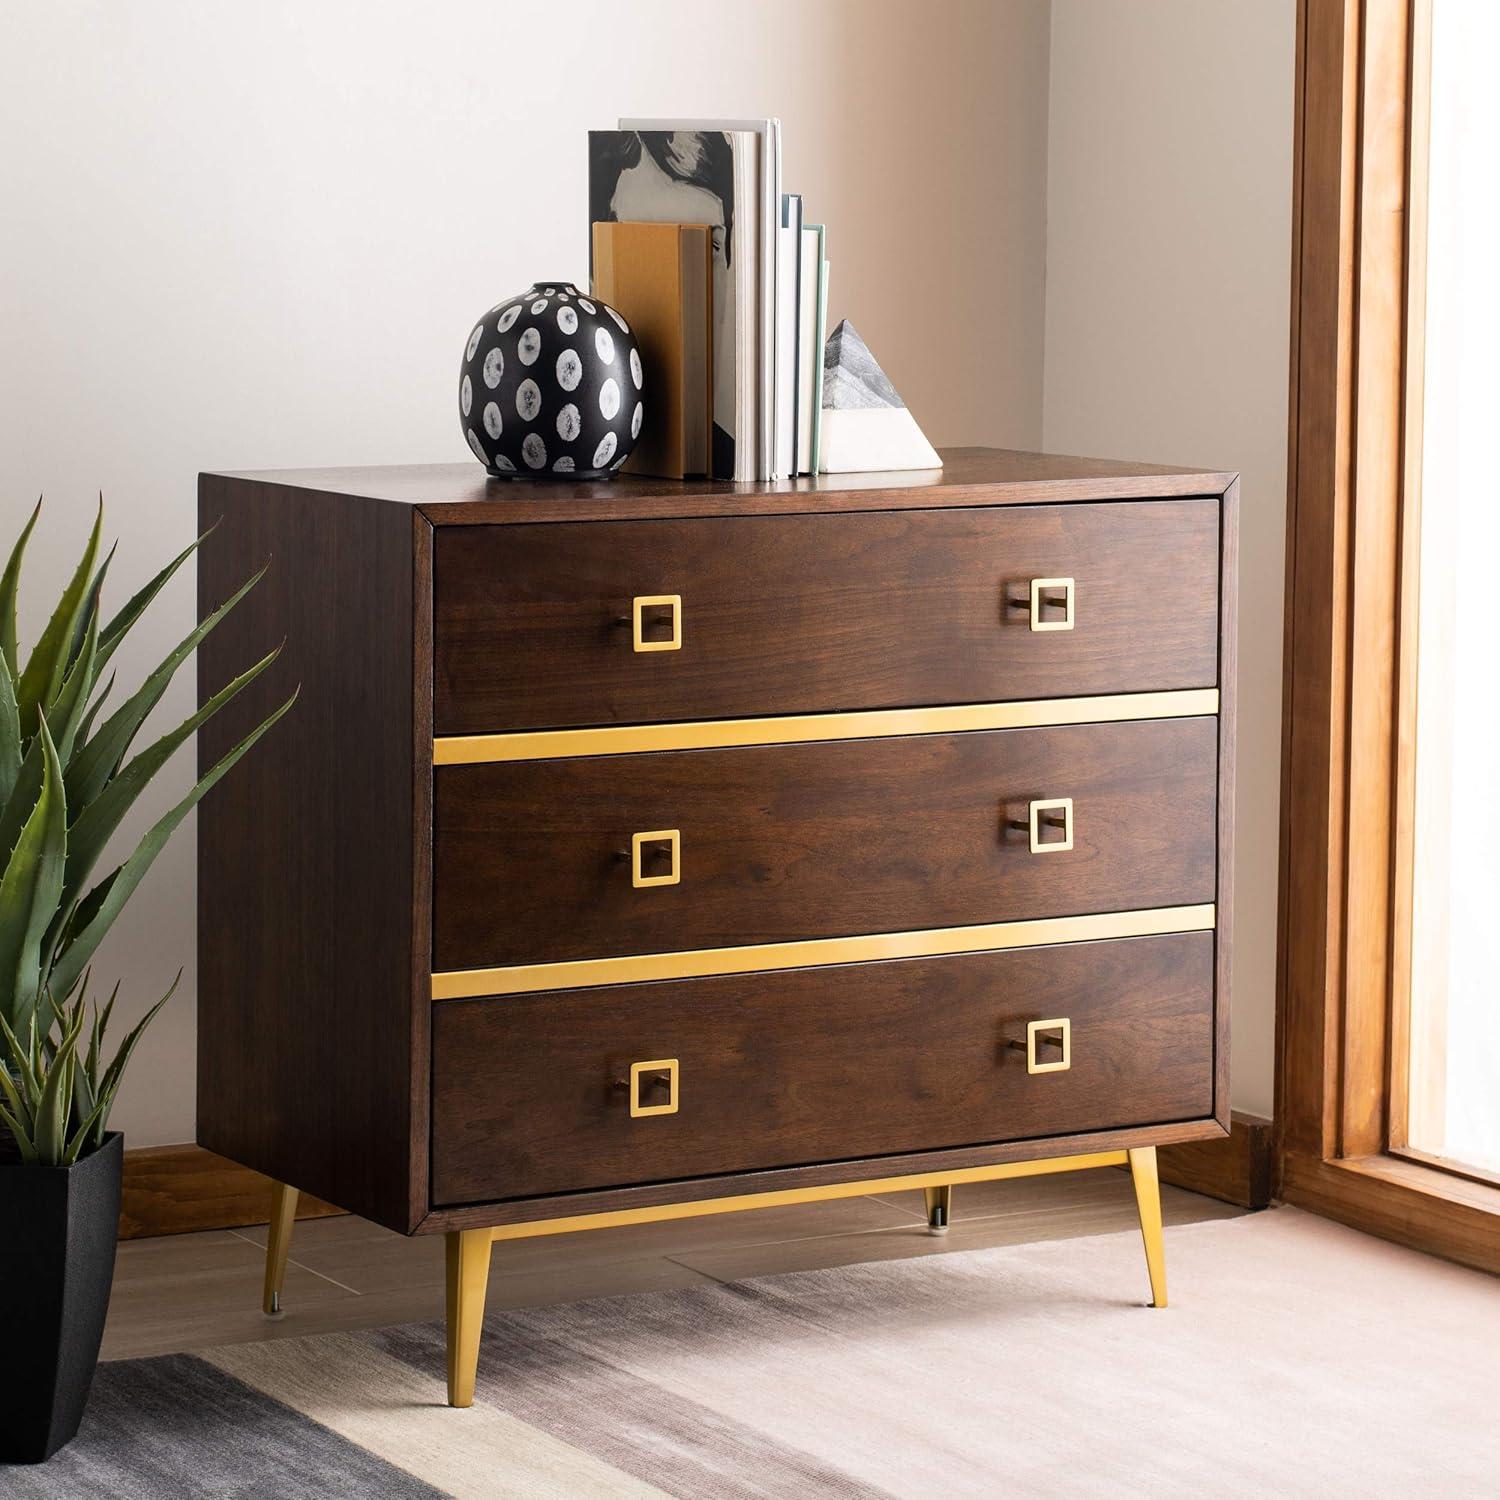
[{"left": 0, "top": 1131, "right": 122, "bottom": 1465}]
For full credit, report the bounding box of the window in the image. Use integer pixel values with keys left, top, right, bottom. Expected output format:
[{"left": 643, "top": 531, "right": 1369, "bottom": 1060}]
[
  {"left": 1400, "top": 1, "right": 1500, "bottom": 1181},
  {"left": 1278, "top": 0, "right": 1500, "bottom": 1272}
]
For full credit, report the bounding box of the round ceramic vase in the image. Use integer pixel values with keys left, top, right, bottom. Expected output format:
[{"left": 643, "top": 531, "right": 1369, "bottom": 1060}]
[{"left": 460, "top": 282, "right": 644, "bottom": 480}]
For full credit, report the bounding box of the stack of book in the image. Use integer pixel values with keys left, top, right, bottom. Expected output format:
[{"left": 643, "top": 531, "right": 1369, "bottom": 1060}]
[{"left": 589, "top": 117, "right": 829, "bottom": 481}]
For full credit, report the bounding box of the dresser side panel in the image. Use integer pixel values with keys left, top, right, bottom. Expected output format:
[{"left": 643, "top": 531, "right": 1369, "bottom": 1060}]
[{"left": 195, "top": 476, "right": 422, "bottom": 1232}]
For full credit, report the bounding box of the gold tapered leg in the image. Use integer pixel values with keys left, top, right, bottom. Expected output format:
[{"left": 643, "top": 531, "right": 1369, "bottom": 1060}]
[
  {"left": 1128, "top": 1146, "right": 1167, "bottom": 1308},
  {"left": 446, "top": 1229, "right": 492, "bottom": 1408},
  {"left": 262, "top": 1182, "right": 298, "bottom": 1316},
  {"left": 923, "top": 1184, "right": 952, "bottom": 1235}
]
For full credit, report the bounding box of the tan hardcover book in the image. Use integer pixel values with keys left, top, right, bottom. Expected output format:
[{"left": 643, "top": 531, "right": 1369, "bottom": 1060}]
[{"left": 591, "top": 221, "right": 713, "bottom": 478}]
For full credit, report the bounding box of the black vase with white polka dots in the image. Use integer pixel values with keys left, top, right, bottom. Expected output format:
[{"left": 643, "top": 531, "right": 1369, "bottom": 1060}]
[{"left": 460, "top": 282, "right": 644, "bottom": 480}]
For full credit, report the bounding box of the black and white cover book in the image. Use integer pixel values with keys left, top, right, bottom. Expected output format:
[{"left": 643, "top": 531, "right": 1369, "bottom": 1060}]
[
  {"left": 619, "top": 116, "right": 781, "bottom": 480},
  {"left": 589, "top": 129, "right": 759, "bottom": 481}
]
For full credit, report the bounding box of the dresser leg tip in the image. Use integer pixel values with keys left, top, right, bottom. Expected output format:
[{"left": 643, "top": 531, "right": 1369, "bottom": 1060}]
[{"left": 923, "top": 1185, "right": 952, "bottom": 1236}]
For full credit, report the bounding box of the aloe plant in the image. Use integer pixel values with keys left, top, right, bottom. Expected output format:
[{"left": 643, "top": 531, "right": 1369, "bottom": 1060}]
[
  {"left": 0, "top": 501, "right": 294, "bottom": 1166},
  {"left": 0, "top": 966, "right": 175, "bottom": 1167}
]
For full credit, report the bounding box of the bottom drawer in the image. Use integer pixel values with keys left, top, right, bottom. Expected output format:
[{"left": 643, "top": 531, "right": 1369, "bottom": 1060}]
[{"left": 430, "top": 932, "right": 1215, "bottom": 1206}]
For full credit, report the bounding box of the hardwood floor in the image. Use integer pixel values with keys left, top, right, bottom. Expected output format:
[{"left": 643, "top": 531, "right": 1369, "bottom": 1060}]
[{"left": 101, "top": 1168, "right": 1244, "bottom": 1362}]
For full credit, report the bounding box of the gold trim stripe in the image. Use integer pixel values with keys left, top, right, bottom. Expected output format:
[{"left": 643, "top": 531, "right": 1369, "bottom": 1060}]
[
  {"left": 485, "top": 1149, "right": 1131, "bottom": 1242},
  {"left": 430, "top": 903, "right": 1215, "bottom": 1000},
  {"left": 433, "top": 688, "right": 1219, "bottom": 765}
]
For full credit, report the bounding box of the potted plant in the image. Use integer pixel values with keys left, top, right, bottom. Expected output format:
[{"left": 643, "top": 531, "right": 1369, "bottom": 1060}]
[{"left": 0, "top": 501, "right": 293, "bottom": 1464}]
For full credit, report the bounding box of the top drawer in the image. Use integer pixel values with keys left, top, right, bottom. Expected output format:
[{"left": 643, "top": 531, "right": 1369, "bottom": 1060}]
[{"left": 432, "top": 500, "right": 1221, "bottom": 734}]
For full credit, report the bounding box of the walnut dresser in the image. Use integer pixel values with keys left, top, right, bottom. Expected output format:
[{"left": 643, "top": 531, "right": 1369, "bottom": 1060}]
[{"left": 196, "top": 448, "right": 1237, "bottom": 1407}]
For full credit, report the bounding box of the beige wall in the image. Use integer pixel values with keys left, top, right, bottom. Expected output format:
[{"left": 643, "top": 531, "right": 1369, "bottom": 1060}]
[
  {"left": 1043, "top": 0, "right": 1296, "bottom": 1116},
  {"left": 3, "top": 0, "right": 1293, "bottom": 1141},
  {"left": 0, "top": 0, "right": 1050, "bottom": 1146}
]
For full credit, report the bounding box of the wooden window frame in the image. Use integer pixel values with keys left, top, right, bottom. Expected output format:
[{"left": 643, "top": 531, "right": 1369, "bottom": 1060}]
[{"left": 1277, "top": 0, "right": 1500, "bottom": 1273}]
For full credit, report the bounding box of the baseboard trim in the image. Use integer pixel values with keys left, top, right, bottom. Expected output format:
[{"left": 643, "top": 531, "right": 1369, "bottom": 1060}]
[
  {"left": 1279, "top": 1151, "right": 1500, "bottom": 1276},
  {"left": 120, "top": 1144, "right": 344, "bottom": 1240},
  {"left": 1156, "top": 1112, "right": 1274, "bottom": 1209},
  {"left": 121, "top": 1118, "right": 1274, "bottom": 1239}
]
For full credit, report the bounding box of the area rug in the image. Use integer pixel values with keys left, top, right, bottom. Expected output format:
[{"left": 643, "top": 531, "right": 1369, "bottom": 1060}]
[{"left": 7, "top": 1207, "right": 1497, "bottom": 1498}]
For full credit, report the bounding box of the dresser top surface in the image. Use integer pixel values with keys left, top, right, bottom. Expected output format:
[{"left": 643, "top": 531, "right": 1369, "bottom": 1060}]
[{"left": 204, "top": 447, "right": 1236, "bottom": 526}]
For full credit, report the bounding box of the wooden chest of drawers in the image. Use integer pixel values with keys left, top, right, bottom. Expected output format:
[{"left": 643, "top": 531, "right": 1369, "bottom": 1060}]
[{"left": 196, "top": 448, "right": 1237, "bottom": 1406}]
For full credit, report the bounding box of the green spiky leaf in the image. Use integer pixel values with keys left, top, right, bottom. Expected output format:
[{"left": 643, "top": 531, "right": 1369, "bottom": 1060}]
[
  {"left": 0, "top": 1025, "right": 34, "bottom": 1133},
  {"left": 0, "top": 613, "right": 96, "bottom": 900},
  {"left": 0, "top": 498, "right": 41, "bottom": 679},
  {"left": 71, "top": 671, "right": 115, "bottom": 763},
  {"left": 16, "top": 501, "right": 102, "bottom": 738},
  {"left": 95, "top": 530, "right": 208, "bottom": 677},
  {"left": 0, "top": 1101, "right": 38, "bottom": 1164},
  {"left": 84, "top": 975, "right": 176, "bottom": 1152},
  {"left": 61, "top": 646, "right": 280, "bottom": 909},
  {"left": 50, "top": 599, "right": 99, "bottom": 765},
  {"left": 0, "top": 653, "right": 19, "bottom": 815},
  {"left": 69, "top": 541, "right": 114, "bottom": 676},
  {"left": 48, "top": 688, "right": 295, "bottom": 1001},
  {"left": 31, "top": 1002, "right": 84, "bottom": 1163},
  {"left": 0, "top": 717, "right": 66, "bottom": 1032},
  {"left": 64, "top": 564, "right": 265, "bottom": 817},
  {"left": 0, "top": 1009, "right": 43, "bottom": 1096}
]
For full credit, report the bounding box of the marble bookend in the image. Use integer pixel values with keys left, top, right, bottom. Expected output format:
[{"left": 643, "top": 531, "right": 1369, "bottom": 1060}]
[{"left": 818, "top": 320, "right": 942, "bottom": 473}]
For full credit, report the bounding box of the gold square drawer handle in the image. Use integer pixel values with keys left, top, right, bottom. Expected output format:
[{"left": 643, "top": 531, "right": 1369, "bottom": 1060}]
[
  {"left": 1008, "top": 1018, "right": 1071, "bottom": 1075},
  {"left": 631, "top": 829, "right": 681, "bottom": 887},
  {"left": 632, "top": 594, "right": 682, "bottom": 652},
  {"left": 1013, "top": 576, "right": 1075, "bottom": 631},
  {"left": 1023, "top": 797, "right": 1073, "bottom": 853},
  {"left": 627, "top": 1058, "right": 680, "bottom": 1117}
]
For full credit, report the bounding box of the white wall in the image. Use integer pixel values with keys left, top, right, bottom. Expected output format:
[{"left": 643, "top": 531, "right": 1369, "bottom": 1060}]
[
  {"left": 1044, "top": 0, "right": 1296, "bottom": 1116},
  {"left": 0, "top": 0, "right": 1051, "bottom": 1145},
  {"left": 3, "top": 0, "right": 1295, "bottom": 1141}
]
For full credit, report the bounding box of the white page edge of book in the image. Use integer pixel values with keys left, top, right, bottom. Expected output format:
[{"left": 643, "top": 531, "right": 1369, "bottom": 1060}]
[
  {"left": 777, "top": 193, "right": 801, "bottom": 480},
  {"left": 813, "top": 252, "right": 828, "bottom": 473},
  {"left": 796, "top": 224, "right": 820, "bottom": 474}
]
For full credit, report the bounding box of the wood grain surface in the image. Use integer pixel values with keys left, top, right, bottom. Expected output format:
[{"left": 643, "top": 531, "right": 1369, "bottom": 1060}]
[
  {"left": 119, "top": 1145, "right": 343, "bottom": 1239},
  {"left": 192, "top": 456, "right": 1236, "bottom": 1238},
  {"left": 434, "top": 717, "right": 1219, "bottom": 969},
  {"left": 209, "top": 447, "right": 1235, "bottom": 527},
  {"left": 430, "top": 932, "right": 1215, "bottom": 1205},
  {"left": 432, "top": 500, "right": 1221, "bottom": 733},
  {"left": 196, "top": 476, "right": 429, "bottom": 1233}
]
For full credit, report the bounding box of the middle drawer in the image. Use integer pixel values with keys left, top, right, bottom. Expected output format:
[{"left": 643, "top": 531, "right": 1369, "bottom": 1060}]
[{"left": 433, "top": 715, "right": 1217, "bottom": 971}]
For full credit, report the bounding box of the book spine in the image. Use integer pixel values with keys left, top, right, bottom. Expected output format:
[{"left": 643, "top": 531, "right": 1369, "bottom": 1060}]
[
  {"left": 759, "top": 128, "right": 778, "bottom": 479},
  {"left": 776, "top": 194, "right": 801, "bottom": 481},
  {"left": 795, "top": 226, "right": 818, "bottom": 475},
  {"left": 734, "top": 139, "right": 758, "bottom": 482},
  {"left": 813, "top": 254, "right": 829, "bottom": 474}
]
